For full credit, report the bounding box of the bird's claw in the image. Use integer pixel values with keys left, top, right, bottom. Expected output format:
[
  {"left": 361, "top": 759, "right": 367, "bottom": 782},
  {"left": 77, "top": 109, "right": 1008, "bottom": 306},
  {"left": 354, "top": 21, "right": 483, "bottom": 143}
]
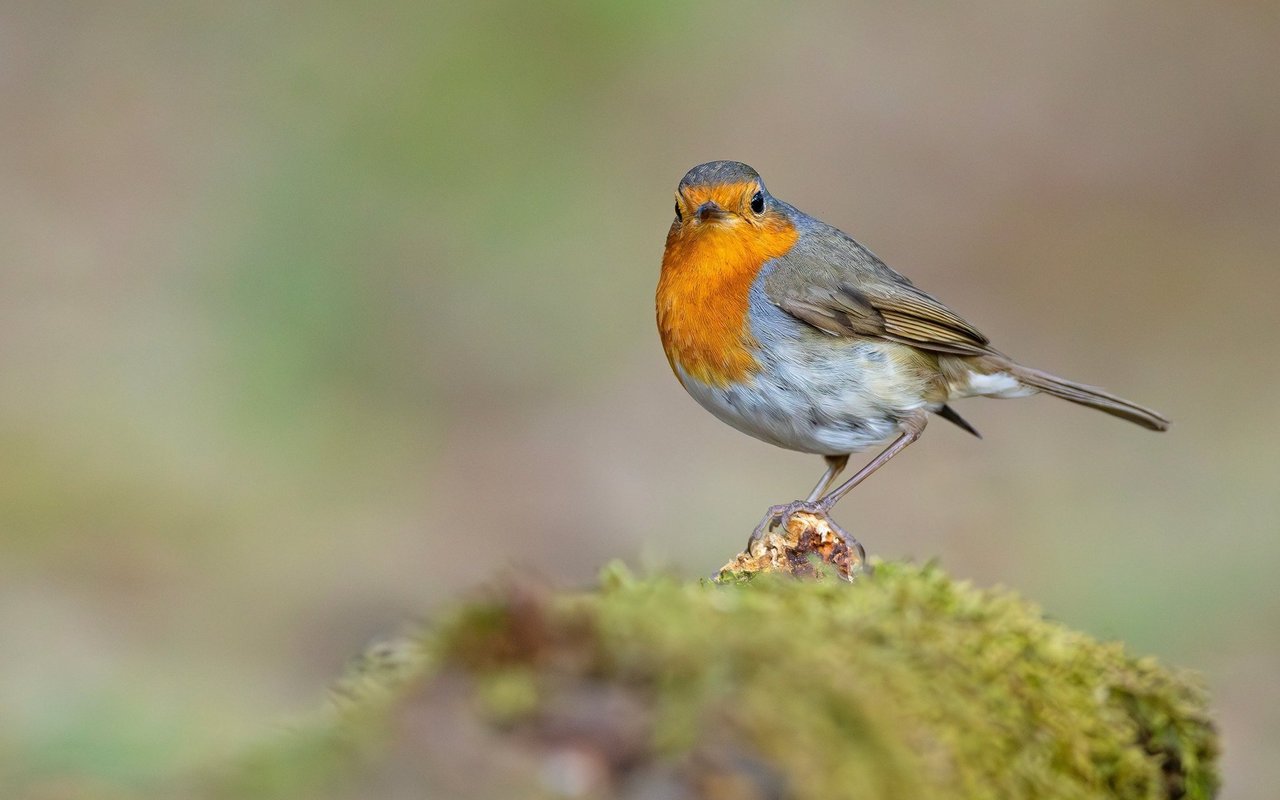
[{"left": 747, "top": 500, "right": 826, "bottom": 549}]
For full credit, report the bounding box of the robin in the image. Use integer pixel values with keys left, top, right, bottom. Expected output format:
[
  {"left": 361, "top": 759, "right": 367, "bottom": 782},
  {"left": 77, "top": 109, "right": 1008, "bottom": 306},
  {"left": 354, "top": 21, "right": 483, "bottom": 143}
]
[{"left": 656, "top": 160, "right": 1169, "bottom": 542}]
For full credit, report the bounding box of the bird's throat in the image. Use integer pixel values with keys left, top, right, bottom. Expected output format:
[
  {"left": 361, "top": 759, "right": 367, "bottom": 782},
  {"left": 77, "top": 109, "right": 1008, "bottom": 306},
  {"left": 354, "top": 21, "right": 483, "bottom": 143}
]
[{"left": 656, "top": 219, "right": 799, "bottom": 388}]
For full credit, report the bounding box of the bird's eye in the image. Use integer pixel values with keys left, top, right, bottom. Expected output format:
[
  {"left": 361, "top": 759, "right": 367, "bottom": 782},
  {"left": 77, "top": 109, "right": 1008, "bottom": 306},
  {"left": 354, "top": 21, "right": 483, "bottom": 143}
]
[
  {"left": 674, "top": 201, "right": 683, "bottom": 222},
  {"left": 750, "top": 191, "right": 765, "bottom": 215}
]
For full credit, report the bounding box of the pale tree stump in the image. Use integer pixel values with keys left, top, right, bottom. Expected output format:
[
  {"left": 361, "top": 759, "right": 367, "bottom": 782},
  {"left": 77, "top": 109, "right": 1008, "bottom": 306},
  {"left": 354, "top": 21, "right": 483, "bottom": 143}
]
[{"left": 719, "top": 510, "right": 867, "bottom": 582}]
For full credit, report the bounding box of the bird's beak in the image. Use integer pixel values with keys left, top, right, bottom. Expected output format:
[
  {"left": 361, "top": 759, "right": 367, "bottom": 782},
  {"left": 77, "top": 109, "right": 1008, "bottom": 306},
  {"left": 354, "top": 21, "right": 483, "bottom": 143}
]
[{"left": 695, "top": 200, "right": 728, "bottom": 222}]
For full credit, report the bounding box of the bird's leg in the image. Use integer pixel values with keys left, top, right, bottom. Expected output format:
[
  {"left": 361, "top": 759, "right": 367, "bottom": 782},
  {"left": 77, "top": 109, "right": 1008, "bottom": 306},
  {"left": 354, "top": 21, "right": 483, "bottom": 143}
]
[
  {"left": 806, "top": 454, "right": 850, "bottom": 503},
  {"left": 747, "top": 455, "right": 850, "bottom": 547},
  {"left": 746, "top": 410, "right": 926, "bottom": 548},
  {"left": 815, "top": 411, "right": 928, "bottom": 513}
]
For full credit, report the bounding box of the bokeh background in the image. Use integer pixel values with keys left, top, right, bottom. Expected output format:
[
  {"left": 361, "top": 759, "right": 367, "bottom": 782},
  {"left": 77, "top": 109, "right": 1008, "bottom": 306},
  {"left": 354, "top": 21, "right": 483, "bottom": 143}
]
[{"left": 2, "top": 2, "right": 1278, "bottom": 797}]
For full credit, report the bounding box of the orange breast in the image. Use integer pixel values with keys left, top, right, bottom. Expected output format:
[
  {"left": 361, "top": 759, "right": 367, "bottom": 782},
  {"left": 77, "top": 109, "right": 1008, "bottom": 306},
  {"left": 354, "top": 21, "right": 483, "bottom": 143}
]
[{"left": 656, "top": 216, "right": 799, "bottom": 388}]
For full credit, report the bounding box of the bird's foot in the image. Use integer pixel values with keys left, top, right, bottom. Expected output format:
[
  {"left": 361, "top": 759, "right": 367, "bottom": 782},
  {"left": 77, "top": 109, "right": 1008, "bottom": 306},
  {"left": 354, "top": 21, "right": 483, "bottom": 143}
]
[
  {"left": 729, "top": 501, "right": 868, "bottom": 581},
  {"left": 747, "top": 500, "right": 825, "bottom": 549},
  {"left": 820, "top": 513, "right": 868, "bottom": 570}
]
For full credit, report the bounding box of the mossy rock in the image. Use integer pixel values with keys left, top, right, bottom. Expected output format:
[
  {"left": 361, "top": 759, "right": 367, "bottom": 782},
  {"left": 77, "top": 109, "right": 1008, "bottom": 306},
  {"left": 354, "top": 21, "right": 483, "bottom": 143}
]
[{"left": 205, "top": 562, "right": 1218, "bottom": 799}]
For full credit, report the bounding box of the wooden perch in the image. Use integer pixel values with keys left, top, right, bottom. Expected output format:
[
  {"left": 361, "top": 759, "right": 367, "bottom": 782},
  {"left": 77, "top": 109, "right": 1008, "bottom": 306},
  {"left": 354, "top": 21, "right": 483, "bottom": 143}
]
[{"left": 718, "top": 509, "right": 867, "bottom": 581}]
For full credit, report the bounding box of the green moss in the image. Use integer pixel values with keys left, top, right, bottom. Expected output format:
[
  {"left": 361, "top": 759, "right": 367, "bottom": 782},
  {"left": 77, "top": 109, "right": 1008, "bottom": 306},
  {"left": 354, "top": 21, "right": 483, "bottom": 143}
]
[
  {"left": 201, "top": 562, "right": 1219, "bottom": 799},
  {"left": 473, "top": 668, "right": 541, "bottom": 725}
]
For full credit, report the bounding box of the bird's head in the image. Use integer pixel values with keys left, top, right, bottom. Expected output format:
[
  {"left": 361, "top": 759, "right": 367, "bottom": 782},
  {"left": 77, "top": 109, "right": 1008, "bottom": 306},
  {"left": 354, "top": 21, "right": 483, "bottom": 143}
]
[
  {"left": 670, "top": 161, "right": 786, "bottom": 234},
  {"left": 657, "top": 161, "right": 802, "bottom": 385},
  {"left": 663, "top": 161, "right": 799, "bottom": 279}
]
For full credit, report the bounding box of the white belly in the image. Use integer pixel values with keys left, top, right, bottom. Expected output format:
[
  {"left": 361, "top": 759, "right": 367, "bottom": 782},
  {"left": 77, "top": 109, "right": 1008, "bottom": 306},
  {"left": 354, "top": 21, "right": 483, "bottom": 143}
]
[{"left": 676, "top": 338, "right": 933, "bottom": 456}]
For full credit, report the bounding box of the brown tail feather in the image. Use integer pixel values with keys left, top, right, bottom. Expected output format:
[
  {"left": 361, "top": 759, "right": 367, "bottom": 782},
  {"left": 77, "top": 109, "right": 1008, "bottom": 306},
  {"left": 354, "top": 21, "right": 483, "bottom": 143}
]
[{"left": 1010, "top": 365, "right": 1170, "bottom": 432}]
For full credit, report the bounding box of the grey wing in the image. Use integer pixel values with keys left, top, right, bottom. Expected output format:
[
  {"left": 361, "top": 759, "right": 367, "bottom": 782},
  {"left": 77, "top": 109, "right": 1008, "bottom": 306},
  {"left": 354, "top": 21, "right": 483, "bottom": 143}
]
[{"left": 762, "top": 223, "right": 994, "bottom": 357}]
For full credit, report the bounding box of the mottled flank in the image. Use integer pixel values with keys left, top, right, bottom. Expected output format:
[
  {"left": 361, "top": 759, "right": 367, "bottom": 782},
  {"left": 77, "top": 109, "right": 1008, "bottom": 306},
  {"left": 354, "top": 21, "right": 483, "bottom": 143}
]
[{"left": 199, "top": 564, "right": 1219, "bottom": 800}]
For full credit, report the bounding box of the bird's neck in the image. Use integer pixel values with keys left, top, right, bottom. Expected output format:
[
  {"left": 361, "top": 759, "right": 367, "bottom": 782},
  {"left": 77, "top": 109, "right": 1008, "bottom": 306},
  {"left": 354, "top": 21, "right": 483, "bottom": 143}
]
[{"left": 656, "top": 220, "right": 798, "bottom": 388}]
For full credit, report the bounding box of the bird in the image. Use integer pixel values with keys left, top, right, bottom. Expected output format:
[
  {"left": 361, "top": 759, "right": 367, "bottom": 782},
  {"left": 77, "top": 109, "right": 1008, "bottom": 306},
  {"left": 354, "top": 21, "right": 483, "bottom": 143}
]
[{"left": 655, "top": 160, "right": 1169, "bottom": 542}]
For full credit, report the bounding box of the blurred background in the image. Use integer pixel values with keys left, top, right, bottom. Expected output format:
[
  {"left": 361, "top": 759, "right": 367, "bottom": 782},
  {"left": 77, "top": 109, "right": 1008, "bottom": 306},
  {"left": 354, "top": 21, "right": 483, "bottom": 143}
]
[{"left": 2, "top": 1, "right": 1277, "bottom": 796}]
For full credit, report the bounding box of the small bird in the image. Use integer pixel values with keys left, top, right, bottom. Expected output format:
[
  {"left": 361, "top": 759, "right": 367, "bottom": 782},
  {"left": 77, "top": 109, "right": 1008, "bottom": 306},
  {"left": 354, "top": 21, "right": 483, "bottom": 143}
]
[{"left": 656, "top": 161, "right": 1169, "bottom": 540}]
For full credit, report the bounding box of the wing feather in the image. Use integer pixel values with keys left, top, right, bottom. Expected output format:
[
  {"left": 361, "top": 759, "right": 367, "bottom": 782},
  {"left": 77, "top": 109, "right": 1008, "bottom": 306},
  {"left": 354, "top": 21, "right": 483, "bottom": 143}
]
[{"left": 764, "top": 225, "right": 994, "bottom": 356}]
